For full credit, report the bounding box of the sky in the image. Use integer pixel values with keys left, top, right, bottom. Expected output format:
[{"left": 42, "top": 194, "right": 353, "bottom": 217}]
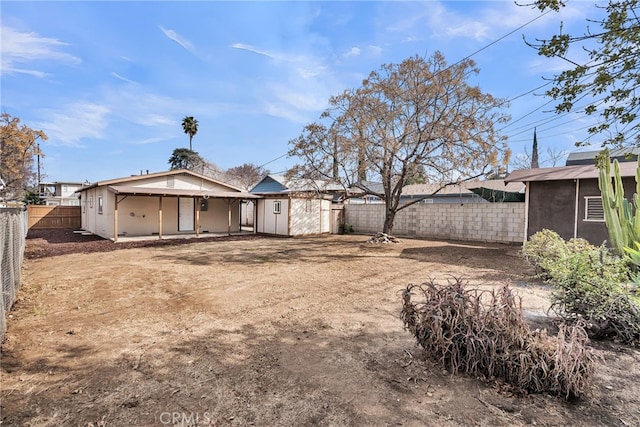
[{"left": 1, "top": 0, "right": 602, "bottom": 183}]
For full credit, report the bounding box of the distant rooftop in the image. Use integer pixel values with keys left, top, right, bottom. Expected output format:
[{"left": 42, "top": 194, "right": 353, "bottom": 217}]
[{"left": 565, "top": 147, "right": 639, "bottom": 166}]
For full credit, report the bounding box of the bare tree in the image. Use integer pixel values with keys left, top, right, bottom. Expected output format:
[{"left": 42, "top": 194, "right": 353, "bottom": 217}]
[
  {"left": 288, "top": 53, "right": 511, "bottom": 235},
  {"left": 0, "top": 113, "right": 47, "bottom": 201},
  {"left": 225, "top": 163, "right": 269, "bottom": 190},
  {"left": 511, "top": 146, "right": 568, "bottom": 170}
]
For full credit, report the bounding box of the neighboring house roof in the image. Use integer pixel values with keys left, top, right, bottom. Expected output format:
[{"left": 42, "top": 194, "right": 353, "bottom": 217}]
[
  {"left": 402, "top": 183, "right": 474, "bottom": 196},
  {"left": 505, "top": 162, "right": 638, "bottom": 183},
  {"left": 251, "top": 174, "right": 345, "bottom": 194},
  {"left": 78, "top": 169, "right": 259, "bottom": 199},
  {"left": 402, "top": 179, "right": 524, "bottom": 196},
  {"left": 40, "top": 181, "right": 86, "bottom": 186},
  {"left": 565, "top": 147, "right": 640, "bottom": 166}
]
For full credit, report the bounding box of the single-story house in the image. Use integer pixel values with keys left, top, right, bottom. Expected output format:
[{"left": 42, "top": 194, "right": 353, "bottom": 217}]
[
  {"left": 505, "top": 161, "right": 638, "bottom": 245},
  {"left": 250, "top": 175, "right": 337, "bottom": 236},
  {"left": 76, "top": 169, "right": 259, "bottom": 241}
]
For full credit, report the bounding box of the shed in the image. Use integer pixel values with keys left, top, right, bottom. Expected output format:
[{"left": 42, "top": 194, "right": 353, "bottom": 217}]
[
  {"left": 505, "top": 162, "right": 638, "bottom": 245},
  {"left": 250, "top": 175, "right": 336, "bottom": 236},
  {"left": 76, "top": 169, "right": 259, "bottom": 241}
]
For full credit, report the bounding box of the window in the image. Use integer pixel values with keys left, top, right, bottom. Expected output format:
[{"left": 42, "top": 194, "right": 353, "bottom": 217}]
[
  {"left": 584, "top": 196, "right": 605, "bottom": 221},
  {"left": 98, "top": 196, "right": 103, "bottom": 214},
  {"left": 88, "top": 196, "right": 93, "bottom": 208},
  {"left": 273, "top": 201, "right": 281, "bottom": 214}
]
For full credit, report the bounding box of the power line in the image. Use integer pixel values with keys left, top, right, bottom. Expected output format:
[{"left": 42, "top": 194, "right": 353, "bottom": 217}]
[{"left": 258, "top": 153, "right": 288, "bottom": 169}]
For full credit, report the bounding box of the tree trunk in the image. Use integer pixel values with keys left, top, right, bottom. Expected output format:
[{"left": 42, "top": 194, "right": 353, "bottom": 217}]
[{"left": 382, "top": 207, "right": 396, "bottom": 235}]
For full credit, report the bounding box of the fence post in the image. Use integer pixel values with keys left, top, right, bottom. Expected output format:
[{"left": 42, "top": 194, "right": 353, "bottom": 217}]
[{"left": 0, "top": 209, "right": 27, "bottom": 341}]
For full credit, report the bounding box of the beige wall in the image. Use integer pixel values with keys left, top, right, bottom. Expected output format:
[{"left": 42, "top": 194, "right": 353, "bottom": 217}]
[
  {"left": 80, "top": 187, "right": 113, "bottom": 238},
  {"left": 128, "top": 173, "right": 237, "bottom": 191},
  {"left": 80, "top": 191, "right": 242, "bottom": 239},
  {"left": 345, "top": 203, "right": 525, "bottom": 243},
  {"left": 289, "top": 198, "right": 331, "bottom": 236}
]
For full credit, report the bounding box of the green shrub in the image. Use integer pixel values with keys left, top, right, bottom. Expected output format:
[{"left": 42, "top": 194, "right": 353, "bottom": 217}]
[
  {"left": 521, "top": 229, "right": 568, "bottom": 278},
  {"left": 401, "top": 278, "right": 596, "bottom": 399},
  {"left": 339, "top": 223, "right": 353, "bottom": 234},
  {"left": 523, "top": 230, "right": 640, "bottom": 346}
]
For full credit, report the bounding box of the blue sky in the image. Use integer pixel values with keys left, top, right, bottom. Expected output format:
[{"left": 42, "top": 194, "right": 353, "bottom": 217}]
[{"left": 1, "top": 1, "right": 598, "bottom": 183}]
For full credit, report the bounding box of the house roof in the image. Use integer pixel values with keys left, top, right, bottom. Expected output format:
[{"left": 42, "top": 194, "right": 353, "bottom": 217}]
[
  {"left": 505, "top": 162, "right": 639, "bottom": 183},
  {"left": 402, "top": 179, "right": 524, "bottom": 196},
  {"left": 77, "top": 169, "right": 257, "bottom": 199},
  {"left": 81, "top": 169, "right": 244, "bottom": 192},
  {"left": 565, "top": 147, "right": 640, "bottom": 166},
  {"left": 251, "top": 174, "right": 345, "bottom": 194}
]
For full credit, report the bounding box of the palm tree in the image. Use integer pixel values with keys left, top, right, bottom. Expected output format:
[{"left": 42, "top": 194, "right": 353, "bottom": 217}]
[{"left": 181, "top": 116, "right": 198, "bottom": 151}]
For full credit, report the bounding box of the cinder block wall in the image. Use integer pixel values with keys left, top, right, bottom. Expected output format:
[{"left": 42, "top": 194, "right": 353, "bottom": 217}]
[{"left": 344, "top": 203, "right": 526, "bottom": 244}]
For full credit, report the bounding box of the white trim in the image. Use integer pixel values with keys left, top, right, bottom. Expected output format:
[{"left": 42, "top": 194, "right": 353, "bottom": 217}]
[
  {"left": 574, "top": 179, "right": 580, "bottom": 238},
  {"left": 584, "top": 196, "right": 605, "bottom": 222},
  {"left": 523, "top": 182, "right": 530, "bottom": 243}
]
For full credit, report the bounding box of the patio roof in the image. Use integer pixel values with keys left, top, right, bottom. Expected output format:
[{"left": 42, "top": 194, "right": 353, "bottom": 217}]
[{"left": 108, "top": 185, "right": 260, "bottom": 199}]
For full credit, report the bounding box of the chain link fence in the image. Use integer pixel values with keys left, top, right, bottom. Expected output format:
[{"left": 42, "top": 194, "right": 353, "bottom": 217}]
[{"left": 1, "top": 208, "right": 28, "bottom": 341}]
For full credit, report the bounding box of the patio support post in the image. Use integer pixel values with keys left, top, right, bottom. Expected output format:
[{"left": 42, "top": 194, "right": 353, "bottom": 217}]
[
  {"left": 114, "top": 196, "right": 119, "bottom": 242},
  {"left": 158, "top": 196, "right": 163, "bottom": 239},
  {"left": 227, "top": 199, "right": 232, "bottom": 236},
  {"left": 253, "top": 200, "right": 258, "bottom": 234},
  {"left": 196, "top": 197, "right": 200, "bottom": 237}
]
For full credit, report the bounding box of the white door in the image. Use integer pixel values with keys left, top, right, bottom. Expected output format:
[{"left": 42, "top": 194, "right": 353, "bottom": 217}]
[{"left": 178, "top": 197, "right": 195, "bottom": 231}]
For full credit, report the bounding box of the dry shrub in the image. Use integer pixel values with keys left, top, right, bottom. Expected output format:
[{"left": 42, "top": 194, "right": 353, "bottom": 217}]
[{"left": 401, "top": 278, "right": 596, "bottom": 399}]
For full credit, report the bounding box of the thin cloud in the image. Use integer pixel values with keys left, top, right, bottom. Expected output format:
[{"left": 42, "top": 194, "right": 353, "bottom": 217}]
[
  {"left": 159, "top": 26, "right": 196, "bottom": 53},
  {"left": 231, "top": 43, "right": 281, "bottom": 60},
  {"left": 342, "top": 47, "right": 361, "bottom": 58},
  {"left": 130, "top": 136, "right": 172, "bottom": 145},
  {"left": 1, "top": 26, "right": 80, "bottom": 77},
  {"left": 368, "top": 45, "right": 383, "bottom": 56},
  {"left": 36, "top": 102, "right": 110, "bottom": 147},
  {"left": 111, "top": 72, "right": 137, "bottom": 84}
]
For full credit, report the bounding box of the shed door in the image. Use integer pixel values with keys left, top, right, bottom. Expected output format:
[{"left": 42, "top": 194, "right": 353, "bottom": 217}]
[{"left": 178, "top": 197, "right": 195, "bottom": 231}]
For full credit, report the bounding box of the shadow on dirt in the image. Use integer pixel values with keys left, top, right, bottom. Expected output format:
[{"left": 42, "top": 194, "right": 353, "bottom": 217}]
[{"left": 3, "top": 316, "right": 636, "bottom": 427}]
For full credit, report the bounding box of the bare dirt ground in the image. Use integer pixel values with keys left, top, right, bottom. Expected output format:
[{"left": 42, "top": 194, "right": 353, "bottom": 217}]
[{"left": 1, "top": 229, "right": 639, "bottom": 427}]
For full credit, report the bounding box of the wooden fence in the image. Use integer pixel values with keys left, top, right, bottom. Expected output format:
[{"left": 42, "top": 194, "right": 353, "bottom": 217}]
[{"left": 27, "top": 205, "right": 81, "bottom": 229}]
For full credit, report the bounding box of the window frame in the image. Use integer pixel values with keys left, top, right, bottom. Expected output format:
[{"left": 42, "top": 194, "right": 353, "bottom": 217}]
[
  {"left": 273, "top": 201, "right": 281, "bottom": 214},
  {"left": 584, "top": 196, "right": 605, "bottom": 222}
]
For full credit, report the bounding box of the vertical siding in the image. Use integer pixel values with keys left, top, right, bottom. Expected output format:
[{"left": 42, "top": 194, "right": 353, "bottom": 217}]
[{"left": 345, "top": 203, "right": 526, "bottom": 243}]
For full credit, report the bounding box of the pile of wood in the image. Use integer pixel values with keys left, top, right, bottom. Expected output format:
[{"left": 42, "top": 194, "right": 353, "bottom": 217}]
[{"left": 367, "top": 232, "right": 400, "bottom": 244}]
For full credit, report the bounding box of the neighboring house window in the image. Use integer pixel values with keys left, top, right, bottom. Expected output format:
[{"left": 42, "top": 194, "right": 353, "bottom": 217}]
[
  {"left": 88, "top": 196, "right": 93, "bottom": 208},
  {"left": 584, "top": 196, "right": 605, "bottom": 221},
  {"left": 98, "top": 196, "right": 103, "bottom": 214},
  {"left": 273, "top": 201, "right": 281, "bottom": 214}
]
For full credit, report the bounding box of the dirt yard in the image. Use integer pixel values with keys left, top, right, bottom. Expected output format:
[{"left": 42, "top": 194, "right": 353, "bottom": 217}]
[{"left": 1, "top": 229, "right": 639, "bottom": 426}]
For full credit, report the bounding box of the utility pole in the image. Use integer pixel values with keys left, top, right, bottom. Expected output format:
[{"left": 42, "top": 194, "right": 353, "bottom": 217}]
[{"left": 37, "top": 143, "right": 41, "bottom": 194}]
